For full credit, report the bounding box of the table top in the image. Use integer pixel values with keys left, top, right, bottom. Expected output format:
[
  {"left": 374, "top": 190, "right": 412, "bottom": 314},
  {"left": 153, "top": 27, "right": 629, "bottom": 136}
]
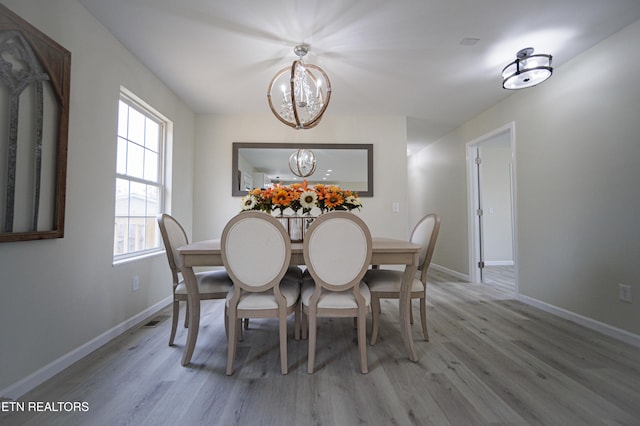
[
  {"left": 178, "top": 237, "right": 421, "bottom": 268},
  {"left": 179, "top": 237, "right": 419, "bottom": 255}
]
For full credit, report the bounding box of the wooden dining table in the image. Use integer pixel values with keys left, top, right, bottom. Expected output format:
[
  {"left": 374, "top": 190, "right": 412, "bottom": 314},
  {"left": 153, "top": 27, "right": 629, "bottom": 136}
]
[{"left": 177, "top": 237, "right": 421, "bottom": 366}]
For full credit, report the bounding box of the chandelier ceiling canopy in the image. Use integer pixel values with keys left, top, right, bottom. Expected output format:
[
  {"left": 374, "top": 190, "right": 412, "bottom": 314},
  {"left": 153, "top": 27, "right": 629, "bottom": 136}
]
[
  {"left": 502, "top": 47, "right": 553, "bottom": 90},
  {"left": 267, "top": 44, "right": 331, "bottom": 130}
]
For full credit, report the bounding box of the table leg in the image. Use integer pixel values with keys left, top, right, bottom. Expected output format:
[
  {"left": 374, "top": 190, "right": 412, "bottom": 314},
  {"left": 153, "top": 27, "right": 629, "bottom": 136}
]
[
  {"left": 399, "top": 254, "right": 419, "bottom": 362},
  {"left": 180, "top": 266, "right": 200, "bottom": 366}
]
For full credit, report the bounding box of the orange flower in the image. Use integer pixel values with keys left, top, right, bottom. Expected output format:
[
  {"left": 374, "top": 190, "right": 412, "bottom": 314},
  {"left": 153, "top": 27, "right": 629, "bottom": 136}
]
[
  {"left": 314, "top": 184, "right": 327, "bottom": 199},
  {"left": 324, "top": 190, "right": 343, "bottom": 209},
  {"left": 261, "top": 187, "right": 274, "bottom": 202},
  {"left": 239, "top": 182, "right": 361, "bottom": 213},
  {"left": 289, "top": 189, "right": 301, "bottom": 201},
  {"left": 272, "top": 188, "right": 292, "bottom": 207}
]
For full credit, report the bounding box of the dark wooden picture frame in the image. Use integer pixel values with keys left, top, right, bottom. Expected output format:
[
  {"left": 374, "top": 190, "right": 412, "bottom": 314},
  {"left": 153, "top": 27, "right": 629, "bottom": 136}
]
[{"left": 0, "top": 4, "right": 70, "bottom": 242}]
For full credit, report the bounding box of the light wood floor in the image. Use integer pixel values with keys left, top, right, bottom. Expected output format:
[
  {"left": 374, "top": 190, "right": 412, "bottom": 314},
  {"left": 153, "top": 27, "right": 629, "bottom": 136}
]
[
  {"left": 483, "top": 265, "right": 516, "bottom": 292},
  {"left": 3, "top": 270, "right": 640, "bottom": 426}
]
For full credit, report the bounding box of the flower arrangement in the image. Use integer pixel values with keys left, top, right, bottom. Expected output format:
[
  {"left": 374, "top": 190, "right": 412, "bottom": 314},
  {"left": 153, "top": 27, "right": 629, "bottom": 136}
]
[{"left": 240, "top": 181, "right": 362, "bottom": 214}]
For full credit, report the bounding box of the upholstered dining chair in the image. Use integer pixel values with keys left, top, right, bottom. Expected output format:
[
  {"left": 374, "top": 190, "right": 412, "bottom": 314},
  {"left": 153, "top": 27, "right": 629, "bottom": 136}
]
[
  {"left": 221, "top": 211, "right": 301, "bottom": 375},
  {"left": 301, "top": 211, "right": 373, "bottom": 374},
  {"left": 364, "top": 213, "right": 440, "bottom": 345},
  {"left": 157, "top": 213, "right": 234, "bottom": 346}
]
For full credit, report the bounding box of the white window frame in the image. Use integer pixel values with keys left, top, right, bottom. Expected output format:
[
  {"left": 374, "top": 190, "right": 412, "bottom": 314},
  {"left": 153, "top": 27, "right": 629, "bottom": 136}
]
[{"left": 113, "top": 88, "right": 169, "bottom": 262}]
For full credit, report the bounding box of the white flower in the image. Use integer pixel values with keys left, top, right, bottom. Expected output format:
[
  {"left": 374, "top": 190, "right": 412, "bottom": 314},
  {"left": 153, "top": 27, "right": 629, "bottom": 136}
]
[
  {"left": 300, "top": 190, "right": 318, "bottom": 209},
  {"left": 346, "top": 195, "right": 361, "bottom": 206},
  {"left": 241, "top": 194, "right": 257, "bottom": 210}
]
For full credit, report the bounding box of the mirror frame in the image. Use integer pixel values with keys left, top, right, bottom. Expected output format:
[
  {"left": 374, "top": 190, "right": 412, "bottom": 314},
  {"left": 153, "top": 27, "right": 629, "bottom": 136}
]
[
  {"left": 0, "top": 5, "right": 70, "bottom": 243},
  {"left": 232, "top": 142, "right": 373, "bottom": 197}
]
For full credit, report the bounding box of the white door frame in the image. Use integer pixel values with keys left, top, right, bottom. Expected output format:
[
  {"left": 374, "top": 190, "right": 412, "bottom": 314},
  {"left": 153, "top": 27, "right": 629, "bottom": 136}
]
[{"left": 465, "top": 122, "right": 518, "bottom": 292}]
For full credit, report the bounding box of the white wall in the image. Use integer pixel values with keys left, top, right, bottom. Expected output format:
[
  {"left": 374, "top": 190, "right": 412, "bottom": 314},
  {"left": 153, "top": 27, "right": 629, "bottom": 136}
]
[
  {"left": 0, "top": 0, "right": 196, "bottom": 394},
  {"left": 408, "top": 129, "right": 470, "bottom": 275},
  {"left": 192, "top": 115, "right": 409, "bottom": 242},
  {"left": 409, "top": 19, "right": 640, "bottom": 336}
]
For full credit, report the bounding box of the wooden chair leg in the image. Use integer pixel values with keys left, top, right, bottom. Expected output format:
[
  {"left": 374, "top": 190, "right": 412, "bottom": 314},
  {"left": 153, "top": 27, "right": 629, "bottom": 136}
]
[
  {"left": 223, "top": 308, "right": 243, "bottom": 350},
  {"left": 181, "top": 295, "right": 201, "bottom": 366},
  {"left": 420, "top": 297, "right": 429, "bottom": 341},
  {"left": 357, "top": 309, "right": 368, "bottom": 374},
  {"left": 301, "top": 308, "right": 308, "bottom": 340},
  {"left": 169, "top": 300, "right": 179, "bottom": 346},
  {"left": 307, "top": 312, "right": 317, "bottom": 374},
  {"left": 243, "top": 318, "right": 250, "bottom": 329},
  {"left": 184, "top": 301, "right": 189, "bottom": 328},
  {"left": 294, "top": 304, "right": 301, "bottom": 340},
  {"left": 410, "top": 300, "right": 414, "bottom": 325},
  {"left": 224, "top": 305, "right": 229, "bottom": 340},
  {"left": 279, "top": 309, "right": 288, "bottom": 374},
  {"left": 370, "top": 296, "right": 381, "bottom": 345},
  {"left": 226, "top": 311, "right": 237, "bottom": 376}
]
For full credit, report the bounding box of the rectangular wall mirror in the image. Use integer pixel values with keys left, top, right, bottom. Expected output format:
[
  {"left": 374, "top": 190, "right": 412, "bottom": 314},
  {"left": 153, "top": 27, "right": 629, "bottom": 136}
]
[{"left": 232, "top": 142, "right": 373, "bottom": 197}]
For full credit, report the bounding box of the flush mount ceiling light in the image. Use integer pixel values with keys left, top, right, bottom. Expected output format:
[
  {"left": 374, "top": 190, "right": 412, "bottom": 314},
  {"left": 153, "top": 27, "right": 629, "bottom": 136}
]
[
  {"left": 502, "top": 47, "right": 553, "bottom": 90},
  {"left": 288, "top": 148, "right": 316, "bottom": 177},
  {"left": 267, "top": 44, "right": 332, "bottom": 129}
]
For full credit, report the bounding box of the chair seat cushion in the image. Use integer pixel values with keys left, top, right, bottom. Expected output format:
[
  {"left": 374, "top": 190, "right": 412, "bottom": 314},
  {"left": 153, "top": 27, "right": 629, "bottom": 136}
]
[
  {"left": 226, "top": 280, "right": 301, "bottom": 310},
  {"left": 175, "top": 269, "right": 233, "bottom": 295},
  {"left": 301, "top": 278, "right": 371, "bottom": 309},
  {"left": 363, "top": 269, "right": 424, "bottom": 293}
]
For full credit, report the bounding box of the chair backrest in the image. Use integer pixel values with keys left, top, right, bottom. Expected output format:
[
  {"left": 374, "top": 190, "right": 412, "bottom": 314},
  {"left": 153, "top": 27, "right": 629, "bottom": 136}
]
[
  {"left": 410, "top": 213, "right": 441, "bottom": 281},
  {"left": 157, "top": 213, "right": 189, "bottom": 287},
  {"left": 221, "top": 211, "right": 292, "bottom": 292},
  {"left": 303, "top": 211, "right": 372, "bottom": 292}
]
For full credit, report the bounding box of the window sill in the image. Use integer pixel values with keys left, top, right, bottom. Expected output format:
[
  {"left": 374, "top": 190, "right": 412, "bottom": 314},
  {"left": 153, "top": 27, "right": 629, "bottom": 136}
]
[{"left": 113, "top": 249, "right": 164, "bottom": 266}]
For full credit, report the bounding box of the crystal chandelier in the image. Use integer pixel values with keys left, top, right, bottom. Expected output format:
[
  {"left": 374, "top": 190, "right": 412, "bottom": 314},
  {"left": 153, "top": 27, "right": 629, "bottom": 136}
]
[
  {"left": 267, "top": 44, "right": 331, "bottom": 129},
  {"left": 288, "top": 148, "right": 316, "bottom": 177},
  {"left": 502, "top": 47, "right": 553, "bottom": 90}
]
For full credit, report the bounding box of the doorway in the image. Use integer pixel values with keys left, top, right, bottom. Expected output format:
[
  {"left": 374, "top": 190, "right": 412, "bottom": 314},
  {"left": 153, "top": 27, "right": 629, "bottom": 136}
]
[{"left": 466, "top": 123, "right": 518, "bottom": 293}]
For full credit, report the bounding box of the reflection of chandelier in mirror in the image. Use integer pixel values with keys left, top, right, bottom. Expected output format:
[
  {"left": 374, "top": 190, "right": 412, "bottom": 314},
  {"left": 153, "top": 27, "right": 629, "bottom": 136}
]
[
  {"left": 502, "top": 47, "right": 553, "bottom": 90},
  {"left": 289, "top": 149, "right": 316, "bottom": 177},
  {"left": 267, "top": 44, "right": 331, "bottom": 129}
]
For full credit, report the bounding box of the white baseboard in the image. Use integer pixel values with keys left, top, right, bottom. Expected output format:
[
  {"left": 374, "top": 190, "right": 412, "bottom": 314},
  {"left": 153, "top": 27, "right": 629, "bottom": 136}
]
[
  {"left": 518, "top": 294, "right": 640, "bottom": 349},
  {"left": 430, "top": 263, "right": 470, "bottom": 282},
  {"left": 1, "top": 296, "right": 172, "bottom": 400}
]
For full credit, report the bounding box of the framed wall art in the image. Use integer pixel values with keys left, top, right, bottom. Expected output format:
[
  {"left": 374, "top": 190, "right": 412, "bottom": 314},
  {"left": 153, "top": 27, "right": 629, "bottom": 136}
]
[{"left": 0, "top": 4, "right": 70, "bottom": 242}]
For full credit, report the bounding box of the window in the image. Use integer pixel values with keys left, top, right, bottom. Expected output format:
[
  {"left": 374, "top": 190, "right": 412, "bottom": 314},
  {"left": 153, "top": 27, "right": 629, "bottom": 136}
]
[{"left": 114, "top": 92, "right": 166, "bottom": 260}]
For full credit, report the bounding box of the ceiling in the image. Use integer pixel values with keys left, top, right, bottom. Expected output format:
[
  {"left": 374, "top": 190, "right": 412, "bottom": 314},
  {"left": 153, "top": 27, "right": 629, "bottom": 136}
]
[{"left": 79, "top": 0, "right": 640, "bottom": 154}]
